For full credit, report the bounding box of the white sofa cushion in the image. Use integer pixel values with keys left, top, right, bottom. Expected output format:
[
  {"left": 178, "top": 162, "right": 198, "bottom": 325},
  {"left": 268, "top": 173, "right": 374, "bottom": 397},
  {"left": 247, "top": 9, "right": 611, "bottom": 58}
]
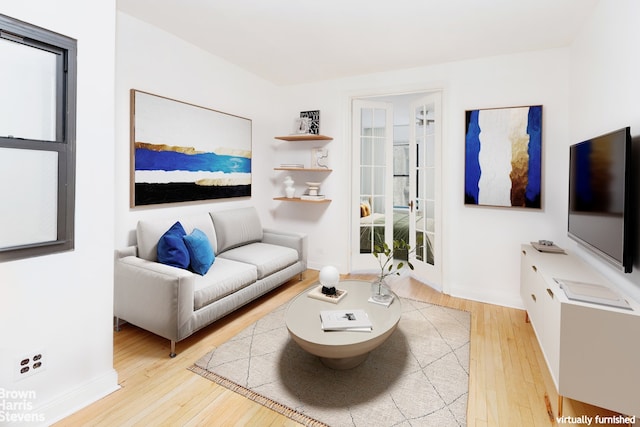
[
  {"left": 193, "top": 257, "right": 257, "bottom": 310},
  {"left": 137, "top": 214, "right": 217, "bottom": 262},
  {"left": 218, "top": 242, "right": 299, "bottom": 280},
  {"left": 210, "top": 207, "right": 263, "bottom": 254}
]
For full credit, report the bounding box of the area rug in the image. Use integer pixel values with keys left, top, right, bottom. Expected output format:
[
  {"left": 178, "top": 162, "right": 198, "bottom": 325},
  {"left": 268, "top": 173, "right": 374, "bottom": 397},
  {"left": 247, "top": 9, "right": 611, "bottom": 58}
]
[{"left": 189, "top": 297, "right": 470, "bottom": 426}]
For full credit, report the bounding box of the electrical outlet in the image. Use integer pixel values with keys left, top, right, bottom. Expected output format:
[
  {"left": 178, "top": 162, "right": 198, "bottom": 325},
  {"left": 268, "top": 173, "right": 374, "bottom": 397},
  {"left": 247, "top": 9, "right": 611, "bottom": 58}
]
[{"left": 15, "top": 351, "right": 45, "bottom": 381}]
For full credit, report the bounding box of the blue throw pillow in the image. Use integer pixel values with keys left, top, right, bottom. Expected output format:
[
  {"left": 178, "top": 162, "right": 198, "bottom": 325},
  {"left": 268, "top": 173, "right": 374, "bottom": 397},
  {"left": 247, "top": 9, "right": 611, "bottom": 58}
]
[
  {"left": 183, "top": 228, "right": 215, "bottom": 275},
  {"left": 157, "top": 221, "right": 190, "bottom": 269}
]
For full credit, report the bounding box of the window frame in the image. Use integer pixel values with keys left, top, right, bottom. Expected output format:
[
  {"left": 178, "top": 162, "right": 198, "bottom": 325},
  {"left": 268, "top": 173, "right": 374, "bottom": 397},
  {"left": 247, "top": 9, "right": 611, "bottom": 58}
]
[{"left": 0, "top": 14, "right": 77, "bottom": 262}]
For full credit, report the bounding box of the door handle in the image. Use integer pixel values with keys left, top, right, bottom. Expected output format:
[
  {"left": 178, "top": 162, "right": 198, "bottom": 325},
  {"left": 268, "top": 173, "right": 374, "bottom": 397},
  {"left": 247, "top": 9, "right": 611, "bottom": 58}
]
[{"left": 408, "top": 200, "right": 414, "bottom": 212}]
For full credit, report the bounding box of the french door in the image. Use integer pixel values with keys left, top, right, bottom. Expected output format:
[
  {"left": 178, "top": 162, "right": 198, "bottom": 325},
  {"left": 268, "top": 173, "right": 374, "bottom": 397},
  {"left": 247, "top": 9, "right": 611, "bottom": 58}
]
[
  {"left": 351, "top": 99, "right": 393, "bottom": 271},
  {"left": 408, "top": 93, "right": 442, "bottom": 288},
  {"left": 351, "top": 92, "right": 442, "bottom": 289}
]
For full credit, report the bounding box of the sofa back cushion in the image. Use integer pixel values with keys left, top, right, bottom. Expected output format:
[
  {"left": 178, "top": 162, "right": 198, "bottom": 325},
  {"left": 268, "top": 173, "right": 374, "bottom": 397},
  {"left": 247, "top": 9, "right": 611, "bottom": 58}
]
[
  {"left": 137, "top": 214, "right": 217, "bottom": 262},
  {"left": 210, "top": 207, "right": 263, "bottom": 254}
]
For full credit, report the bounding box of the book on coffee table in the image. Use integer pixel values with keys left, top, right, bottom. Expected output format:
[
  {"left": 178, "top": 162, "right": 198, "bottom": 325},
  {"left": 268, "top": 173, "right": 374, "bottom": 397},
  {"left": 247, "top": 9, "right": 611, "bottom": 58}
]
[
  {"left": 307, "top": 285, "right": 347, "bottom": 303},
  {"left": 320, "top": 309, "right": 372, "bottom": 332}
]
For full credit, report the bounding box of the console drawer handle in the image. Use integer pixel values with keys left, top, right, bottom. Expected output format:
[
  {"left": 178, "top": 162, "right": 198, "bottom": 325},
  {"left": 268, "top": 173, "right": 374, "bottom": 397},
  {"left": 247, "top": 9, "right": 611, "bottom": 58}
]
[
  {"left": 531, "top": 265, "right": 537, "bottom": 272},
  {"left": 531, "top": 294, "right": 537, "bottom": 302},
  {"left": 522, "top": 250, "right": 527, "bottom": 256},
  {"left": 547, "top": 288, "right": 554, "bottom": 299}
]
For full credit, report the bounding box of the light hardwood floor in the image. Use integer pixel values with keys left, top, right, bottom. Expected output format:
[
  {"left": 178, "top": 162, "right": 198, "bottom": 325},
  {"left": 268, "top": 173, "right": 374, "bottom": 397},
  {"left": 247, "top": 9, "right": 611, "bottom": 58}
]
[{"left": 57, "top": 271, "right": 615, "bottom": 426}]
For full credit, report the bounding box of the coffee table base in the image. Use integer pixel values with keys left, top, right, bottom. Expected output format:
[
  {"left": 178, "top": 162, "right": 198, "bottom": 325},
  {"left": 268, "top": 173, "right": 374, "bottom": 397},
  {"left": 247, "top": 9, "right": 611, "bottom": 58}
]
[
  {"left": 288, "top": 323, "right": 399, "bottom": 370},
  {"left": 320, "top": 353, "right": 369, "bottom": 370}
]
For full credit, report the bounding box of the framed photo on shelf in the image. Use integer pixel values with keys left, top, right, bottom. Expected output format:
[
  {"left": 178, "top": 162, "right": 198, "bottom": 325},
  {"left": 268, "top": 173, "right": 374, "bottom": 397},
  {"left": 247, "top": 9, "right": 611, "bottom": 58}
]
[
  {"left": 300, "top": 110, "right": 320, "bottom": 135},
  {"left": 311, "top": 147, "right": 329, "bottom": 169},
  {"left": 294, "top": 117, "right": 311, "bottom": 134}
]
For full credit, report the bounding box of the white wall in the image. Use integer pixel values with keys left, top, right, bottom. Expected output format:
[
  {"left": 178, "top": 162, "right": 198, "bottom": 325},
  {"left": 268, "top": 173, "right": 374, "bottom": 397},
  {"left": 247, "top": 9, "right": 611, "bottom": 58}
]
[
  {"left": 0, "top": 1, "right": 118, "bottom": 425},
  {"left": 568, "top": 0, "right": 640, "bottom": 303},
  {"left": 115, "top": 13, "right": 285, "bottom": 248},
  {"left": 277, "top": 49, "right": 570, "bottom": 308}
]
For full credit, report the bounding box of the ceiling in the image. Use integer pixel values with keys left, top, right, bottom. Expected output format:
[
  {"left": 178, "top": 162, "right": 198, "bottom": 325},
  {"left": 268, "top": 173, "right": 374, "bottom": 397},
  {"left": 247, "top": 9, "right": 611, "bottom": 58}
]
[{"left": 117, "top": 0, "right": 599, "bottom": 86}]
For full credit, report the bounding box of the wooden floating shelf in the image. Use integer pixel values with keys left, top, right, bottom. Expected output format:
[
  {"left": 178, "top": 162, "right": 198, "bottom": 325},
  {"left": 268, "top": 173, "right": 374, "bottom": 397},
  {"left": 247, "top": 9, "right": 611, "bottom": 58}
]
[
  {"left": 274, "top": 167, "right": 332, "bottom": 172},
  {"left": 275, "top": 135, "right": 333, "bottom": 141},
  {"left": 273, "top": 197, "right": 331, "bottom": 203}
]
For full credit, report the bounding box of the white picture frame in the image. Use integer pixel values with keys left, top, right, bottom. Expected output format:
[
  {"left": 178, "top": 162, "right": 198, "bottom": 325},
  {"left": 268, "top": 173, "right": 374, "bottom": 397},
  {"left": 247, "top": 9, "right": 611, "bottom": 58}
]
[
  {"left": 311, "top": 147, "right": 329, "bottom": 169},
  {"left": 294, "top": 117, "right": 311, "bottom": 134}
]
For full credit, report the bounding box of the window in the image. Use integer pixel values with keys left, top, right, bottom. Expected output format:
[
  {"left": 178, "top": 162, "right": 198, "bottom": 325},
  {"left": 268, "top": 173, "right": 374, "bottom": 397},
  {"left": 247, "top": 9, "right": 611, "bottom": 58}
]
[{"left": 0, "top": 14, "right": 77, "bottom": 261}]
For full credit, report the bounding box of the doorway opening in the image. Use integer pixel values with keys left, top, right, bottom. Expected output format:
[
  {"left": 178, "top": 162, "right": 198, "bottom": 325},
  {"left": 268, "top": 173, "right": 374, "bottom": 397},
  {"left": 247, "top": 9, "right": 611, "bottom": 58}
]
[{"left": 351, "top": 90, "right": 442, "bottom": 289}]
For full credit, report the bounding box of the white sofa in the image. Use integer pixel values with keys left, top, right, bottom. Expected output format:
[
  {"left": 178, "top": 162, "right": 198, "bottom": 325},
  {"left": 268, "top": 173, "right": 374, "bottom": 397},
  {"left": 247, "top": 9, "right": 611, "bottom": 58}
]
[{"left": 114, "top": 207, "right": 307, "bottom": 356}]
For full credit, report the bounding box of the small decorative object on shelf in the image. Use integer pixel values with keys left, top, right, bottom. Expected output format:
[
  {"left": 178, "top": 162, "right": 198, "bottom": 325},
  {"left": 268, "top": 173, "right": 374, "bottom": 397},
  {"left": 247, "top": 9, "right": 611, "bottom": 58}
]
[
  {"left": 283, "top": 175, "right": 295, "bottom": 198},
  {"left": 301, "top": 181, "right": 325, "bottom": 201},
  {"left": 300, "top": 194, "right": 326, "bottom": 201},
  {"left": 305, "top": 182, "right": 321, "bottom": 196},
  {"left": 371, "top": 240, "right": 415, "bottom": 304},
  {"left": 300, "top": 110, "right": 320, "bottom": 135},
  {"left": 294, "top": 117, "right": 312, "bottom": 134},
  {"left": 311, "top": 147, "right": 329, "bottom": 169}
]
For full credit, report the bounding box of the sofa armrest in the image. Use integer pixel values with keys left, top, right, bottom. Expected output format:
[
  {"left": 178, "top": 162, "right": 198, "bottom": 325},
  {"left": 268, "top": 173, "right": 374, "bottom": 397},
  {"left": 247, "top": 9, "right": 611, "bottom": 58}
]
[
  {"left": 114, "top": 255, "right": 195, "bottom": 342},
  {"left": 115, "top": 245, "right": 137, "bottom": 259},
  {"left": 262, "top": 228, "right": 307, "bottom": 266}
]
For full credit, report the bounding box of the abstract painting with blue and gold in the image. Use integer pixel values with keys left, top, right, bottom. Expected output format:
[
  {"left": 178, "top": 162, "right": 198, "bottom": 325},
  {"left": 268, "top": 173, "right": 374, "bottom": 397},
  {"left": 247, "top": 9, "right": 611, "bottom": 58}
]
[
  {"left": 132, "top": 90, "right": 252, "bottom": 206},
  {"left": 464, "top": 105, "right": 542, "bottom": 208}
]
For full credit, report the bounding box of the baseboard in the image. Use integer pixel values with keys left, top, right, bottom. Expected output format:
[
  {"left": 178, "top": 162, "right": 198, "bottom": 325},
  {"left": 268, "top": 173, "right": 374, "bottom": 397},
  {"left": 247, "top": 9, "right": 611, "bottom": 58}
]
[
  {"left": 308, "top": 261, "right": 348, "bottom": 274},
  {"left": 36, "top": 369, "right": 119, "bottom": 426},
  {"left": 449, "top": 285, "right": 525, "bottom": 310}
]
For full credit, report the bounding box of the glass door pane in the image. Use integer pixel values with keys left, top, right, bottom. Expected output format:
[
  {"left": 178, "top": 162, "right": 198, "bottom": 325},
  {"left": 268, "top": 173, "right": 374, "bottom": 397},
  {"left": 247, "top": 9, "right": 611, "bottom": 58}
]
[
  {"left": 352, "top": 99, "right": 393, "bottom": 271},
  {"left": 409, "top": 92, "right": 442, "bottom": 287},
  {"left": 392, "top": 124, "right": 410, "bottom": 261},
  {"left": 359, "top": 107, "right": 388, "bottom": 254},
  {"left": 415, "top": 104, "right": 435, "bottom": 265}
]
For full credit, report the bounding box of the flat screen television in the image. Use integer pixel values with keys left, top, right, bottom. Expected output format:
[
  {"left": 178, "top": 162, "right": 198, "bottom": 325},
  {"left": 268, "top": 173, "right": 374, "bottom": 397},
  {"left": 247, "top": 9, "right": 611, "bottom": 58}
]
[{"left": 568, "top": 126, "right": 633, "bottom": 273}]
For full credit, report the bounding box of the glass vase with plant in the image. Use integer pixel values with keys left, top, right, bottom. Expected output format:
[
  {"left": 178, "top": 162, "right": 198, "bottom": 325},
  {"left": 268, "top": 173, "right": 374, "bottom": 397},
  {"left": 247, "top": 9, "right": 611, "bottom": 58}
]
[{"left": 371, "top": 239, "right": 415, "bottom": 303}]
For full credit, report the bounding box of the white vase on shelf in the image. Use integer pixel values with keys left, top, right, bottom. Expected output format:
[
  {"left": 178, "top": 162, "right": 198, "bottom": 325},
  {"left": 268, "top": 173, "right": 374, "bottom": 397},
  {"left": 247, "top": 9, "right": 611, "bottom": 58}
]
[{"left": 284, "top": 176, "right": 295, "bottom": 198}]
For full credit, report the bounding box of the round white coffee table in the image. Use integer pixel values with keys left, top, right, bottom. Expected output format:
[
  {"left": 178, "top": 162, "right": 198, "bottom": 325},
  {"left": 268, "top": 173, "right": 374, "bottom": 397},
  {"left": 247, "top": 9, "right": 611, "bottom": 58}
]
[{"left": 285, "top": 279, "right": 401, "bottom": 369}]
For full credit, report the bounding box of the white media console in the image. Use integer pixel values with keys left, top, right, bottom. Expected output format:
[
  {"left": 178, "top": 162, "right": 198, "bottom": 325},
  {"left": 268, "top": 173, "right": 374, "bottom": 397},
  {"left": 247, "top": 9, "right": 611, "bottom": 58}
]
[{"left": 520, "top": 244, "right": 640, "bottom": 417}]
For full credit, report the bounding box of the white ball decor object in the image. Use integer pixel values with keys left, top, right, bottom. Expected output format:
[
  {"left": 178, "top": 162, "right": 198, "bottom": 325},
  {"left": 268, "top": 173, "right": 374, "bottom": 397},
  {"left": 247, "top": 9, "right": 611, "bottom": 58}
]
[{"left": 319, "top": 265, "right": 340, "bottom": 288}]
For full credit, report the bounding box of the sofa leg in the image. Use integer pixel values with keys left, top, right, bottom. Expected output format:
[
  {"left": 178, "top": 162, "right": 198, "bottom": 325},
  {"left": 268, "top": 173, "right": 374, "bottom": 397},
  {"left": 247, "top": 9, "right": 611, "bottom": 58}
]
[
  {"left": 170, "top": 340, "right": 176, "bottom": 358},
  {"left": 114, "top": 317, "right": 121, "bottom": 332},
  {"left": 299, "top": 272, "right": 304, "bottom": 281}
]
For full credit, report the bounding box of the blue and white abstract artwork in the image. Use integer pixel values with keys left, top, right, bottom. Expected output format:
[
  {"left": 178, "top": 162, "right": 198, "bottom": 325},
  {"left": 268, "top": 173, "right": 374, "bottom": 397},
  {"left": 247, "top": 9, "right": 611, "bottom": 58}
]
[
  {"left": 465, "top": 105, "right": 542, "bottom": 208},
  {"left": 131, "top": 90, "right": 252, "bottom": 206}
]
